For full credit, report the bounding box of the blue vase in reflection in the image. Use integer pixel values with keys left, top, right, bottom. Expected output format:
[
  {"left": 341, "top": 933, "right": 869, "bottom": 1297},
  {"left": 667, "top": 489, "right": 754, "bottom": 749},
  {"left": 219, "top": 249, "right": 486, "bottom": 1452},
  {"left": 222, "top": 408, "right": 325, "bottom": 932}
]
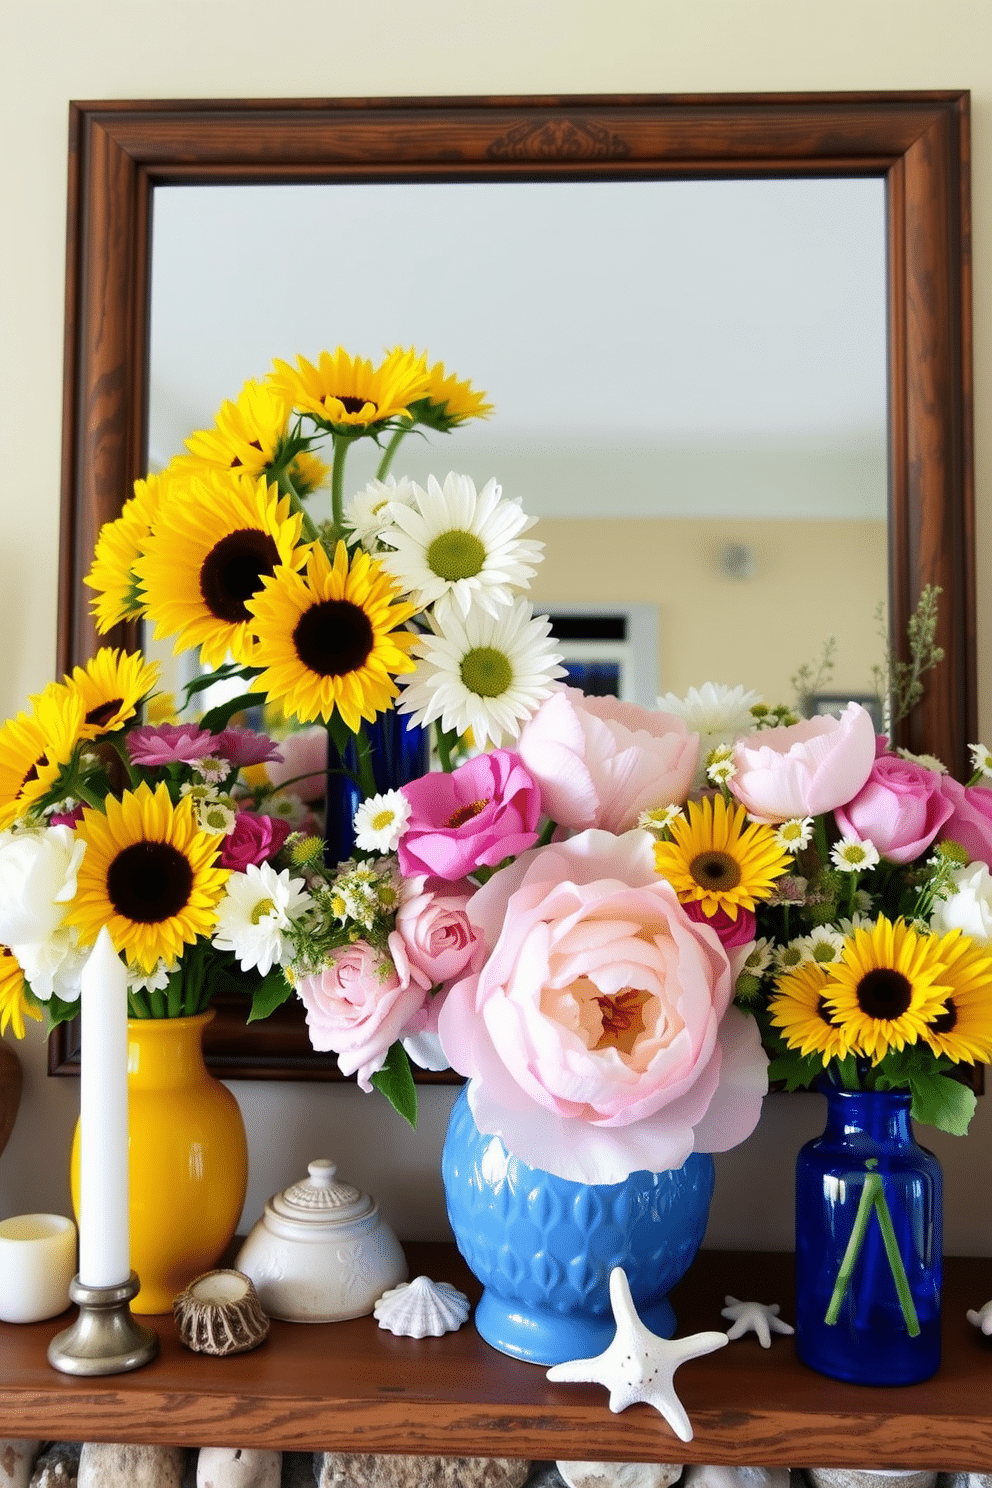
[
  {"left": 795, "top": 1085, "right": 942, "bottom": 1386},
  {"left": 441, "top": 1085, "right": 715, "bottom": 1366},
  {"left": 323, "top": 712, "right": 430, "bottom": 864}
]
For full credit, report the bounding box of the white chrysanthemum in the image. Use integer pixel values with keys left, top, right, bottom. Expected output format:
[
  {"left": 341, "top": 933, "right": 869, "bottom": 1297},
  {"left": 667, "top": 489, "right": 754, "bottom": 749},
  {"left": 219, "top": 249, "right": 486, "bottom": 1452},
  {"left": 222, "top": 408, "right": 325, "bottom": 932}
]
[
  {"left": 830, "top": 837, "right": 881, "bottom": 873},
  {"left": 343, "top": 475, "right": 419, "bottom": 552},
  {"left": 657, "top": 682, "right": 764, "bottom": 747},
  {"left": 774, "top": 816, "right": 814, "bottom": 853},
  {"left": 126, "top": 957, "right": 177, "bottom": 995},
  {"left": 353, "top": 789, "right": 410, "bottom": 854},
  {"left": 897, "top": 747, "right": 948, "bottom": 774},
  {"left": 968, "top": 743, "right": 992, "bottom": 779},
  {"left": 741, "top": 936, "right": 774, "bottom": 978},
  {"left": 792, "top": 924, "right": 846, "bottom": 966},
  {"left": 397, "top": 599, "right": 566, "bottom": 749},
  {"left": 376, "top": 471, "right": 544, "bottom": 624},
  {"left": 212, "top": 862, "right": 313, "bottom": 976}
]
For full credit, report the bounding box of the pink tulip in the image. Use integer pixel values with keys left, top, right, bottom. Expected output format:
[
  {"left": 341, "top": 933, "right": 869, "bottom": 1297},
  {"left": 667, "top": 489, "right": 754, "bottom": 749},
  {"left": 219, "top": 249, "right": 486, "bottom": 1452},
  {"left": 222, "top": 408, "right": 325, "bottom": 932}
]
[
  {"left": 398, "top": 750, "right": 540, "bottom": 880},
  {"left": 729, "top": 702, "right": 877, "bottom": 823},
  {"left": 834, "top": 752, "right": 953, "bottom": 864}
]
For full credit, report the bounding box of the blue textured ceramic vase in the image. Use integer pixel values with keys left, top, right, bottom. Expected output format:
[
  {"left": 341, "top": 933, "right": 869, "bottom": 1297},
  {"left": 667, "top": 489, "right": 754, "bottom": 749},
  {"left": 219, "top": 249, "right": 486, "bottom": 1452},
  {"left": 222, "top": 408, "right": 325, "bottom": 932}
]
[
  {"left": 441, "top": 1085, "right": 715, "bottom": 1365},
  {"left": 795, "top": 1086, "right": 942, "bottom": 1386}
]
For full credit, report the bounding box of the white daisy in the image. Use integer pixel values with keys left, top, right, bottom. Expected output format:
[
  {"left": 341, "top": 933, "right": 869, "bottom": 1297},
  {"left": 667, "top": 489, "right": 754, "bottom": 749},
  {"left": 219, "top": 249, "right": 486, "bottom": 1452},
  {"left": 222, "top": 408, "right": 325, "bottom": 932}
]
[
  {"left": 656, "top": 682, "right": 764, "bottom": 749},
  {"left": 353, "top": 790, "right": 411, "bottom": 854},
  {"left": 181, "top": 784, "right": 237, "bottom": 835},
  {"left": 793, "top": 924, "right": 846, "bottom": 965},
  {"left": 741, "top": 936, "right": 774, "bottom": 977},
  {"left": 375, "top": 471, "right": 544, "bottom": 624},
  {"left": 343, "top": 475, "right": 418, "bottom": 552},
  {"left": 774, "top": 816, "right": 814, "bottom": 853},
  {"left": 830, "top": 837, "right": 881, "bottom": 873},
  {"left": 969, "top": 743, "right": 992, "bottom": 779},
  {"left": 773, "top": 939, "right": 806, "bottom": 974},
  {"left": 897, "top": 747, "right": 948, "bottom": 774},
  {"left": 193, "top": 755, "right": 231, "bottom": 787},
  {"left": 126, "top": 957, "right": 177, "bottom": 995},
  {"left": 212, "top": 862, "right": 313, "bottom": 976},
  {"left": 637, "top": 804, "right": 684, "bottom": 837},
  {"left": 705, "top": 745, "right": 737, "bottom": 787},
  {"left": 397, "top": 599, "right": 566, "bottom": 749}
]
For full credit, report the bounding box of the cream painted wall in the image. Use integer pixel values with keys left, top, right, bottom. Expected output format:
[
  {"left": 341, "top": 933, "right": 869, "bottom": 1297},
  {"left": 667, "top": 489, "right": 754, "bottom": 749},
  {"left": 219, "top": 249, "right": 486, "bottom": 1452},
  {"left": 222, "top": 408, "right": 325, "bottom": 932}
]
[{"left": 1, "top": 0, "right": 991, "bottom": 1258}]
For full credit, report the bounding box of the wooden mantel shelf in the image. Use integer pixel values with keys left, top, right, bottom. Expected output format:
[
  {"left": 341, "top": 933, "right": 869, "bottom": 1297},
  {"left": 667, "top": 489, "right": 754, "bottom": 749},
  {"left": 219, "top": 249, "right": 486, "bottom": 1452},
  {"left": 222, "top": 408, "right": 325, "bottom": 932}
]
[{"left": 3, "top": 1247, "right": 992, "bottom": 1469}]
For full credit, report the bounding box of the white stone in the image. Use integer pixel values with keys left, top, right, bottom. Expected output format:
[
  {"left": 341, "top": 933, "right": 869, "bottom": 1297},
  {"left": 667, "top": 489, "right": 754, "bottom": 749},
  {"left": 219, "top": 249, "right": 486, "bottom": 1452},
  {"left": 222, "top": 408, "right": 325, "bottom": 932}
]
[
  {"left": 0, "top": 1443, "right": 39, "bottom": 1488},
  {"left": 196, "top": 1449, "right": 281, "bottom": 1488},
  {"left": 557, "top": 1462, "right": 683, "bottom": 1488},
  {"left": 809, "top": 1471, "right": 938, "bottom": 1488},
  {"left": 28, "top": 1443, "right": 80, "bottom": 1488},
  {"left": 685, "top": 1469, "right": 790, "bottom": 1488},
  {"left": 316, "top": 1455, "right": 529, "bottom": 1488},
  {"left": 77, "top": 1444, "right": 186, "bottom": 1488}
]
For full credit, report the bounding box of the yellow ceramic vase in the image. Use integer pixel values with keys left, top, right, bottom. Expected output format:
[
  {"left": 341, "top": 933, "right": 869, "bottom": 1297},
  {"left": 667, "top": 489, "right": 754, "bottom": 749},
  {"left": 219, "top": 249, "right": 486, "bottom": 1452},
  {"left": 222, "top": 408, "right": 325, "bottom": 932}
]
[{"left": 71, "top": 1011, "right": 248, "bottom": 1314}]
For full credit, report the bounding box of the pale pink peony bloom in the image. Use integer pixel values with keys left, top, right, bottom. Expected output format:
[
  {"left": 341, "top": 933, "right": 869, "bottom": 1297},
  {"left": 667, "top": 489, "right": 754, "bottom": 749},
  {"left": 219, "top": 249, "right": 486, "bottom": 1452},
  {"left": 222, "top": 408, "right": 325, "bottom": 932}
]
[
  {"left": 395, "top": 877, "right": 482, "bottom": 987},
  {"left": 219, "top": 811, "right": 291, "bottom": 871},
  {"left": 938, "top": 777, "right": 992, "bottom": 867},
  {"left": 265, "top": 724, "right": 328, "bottom": 804},
  {"left": 437, "top": 829, "right": 767, "bottom": 1184},
  {"left": 296, "top": 933, "right": 432, "bottom": 1091},
  {"left": 398, "top": 750, "right": 540, "bottom": 881},
  {"left": 729, "top": 702, "right": 877, "bottom": 824},
  {"left": 517, "top": 687, "right": 699, "bottom": 835},
  {"left": 834, "top": 752, "right": 953, "bottom": 864}
]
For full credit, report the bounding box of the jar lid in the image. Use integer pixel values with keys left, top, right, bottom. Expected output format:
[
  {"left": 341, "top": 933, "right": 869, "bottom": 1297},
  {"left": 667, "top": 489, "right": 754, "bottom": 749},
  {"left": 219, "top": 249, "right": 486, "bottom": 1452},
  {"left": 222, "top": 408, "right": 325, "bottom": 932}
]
[{"left": 269, "top": 1158, "right": 374, "bottom": 1225}]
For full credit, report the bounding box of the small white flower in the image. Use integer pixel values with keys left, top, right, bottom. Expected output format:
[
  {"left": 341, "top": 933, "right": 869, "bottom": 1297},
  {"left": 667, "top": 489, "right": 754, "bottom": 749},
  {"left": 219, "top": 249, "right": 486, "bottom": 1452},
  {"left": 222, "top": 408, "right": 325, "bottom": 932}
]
[
  {"left": 830, "top": 837, "right": 880, "bottom": 873},
  {"left": 637, "top": 804, "right": 684, "bottom": 837},
  {"left": 705, "top": 745, "right": 737, "bottom": 787},
  {"left": 657, "top": 683, "right": 764, "bottom": 745},
  {"left": 969, "top": 743, "right": 992, "bottom": 779},
  {"left": 838, "top": 910, "right": 875, "bottom": 935},
  {"left": 897, "top": 747, "right": 948, "bottom": 774},
  {"left": 931, "top": 861, "right": 992, "bottom": 943},
  {"left": 343, "top": 474, "right": 418, "bottom": 551},
  {"left": 330, "top": 863, "right": 382, "bottom": 929},
  {"left": 212, "top": 862, "right": 313, "bottom": 976},
  {"left": 773, "top": 940, "right": 806, "bottom": 973},
  {"left": 261, "top": 790, "right": 309, "bottom": 830},
  {"left": 774, "top": 817, "right": 814, "bottom": 853},
  {"left": 193, "top": 755, "right": 230, "bottom": 786},
  {"left": 182, "top": 784, "right": 237, "bottom": 835},
  {"left": 127, "top": 958, "right": 177, "bottom": 995},
  {"left": 742, "top": 937, "right": 774, "bottom": 977},
  {"left": 353, "top": 790, "right": 411, "bottom": 854},
  {"left": 793, "top": 925, "right": 846, "bottom": 965}
]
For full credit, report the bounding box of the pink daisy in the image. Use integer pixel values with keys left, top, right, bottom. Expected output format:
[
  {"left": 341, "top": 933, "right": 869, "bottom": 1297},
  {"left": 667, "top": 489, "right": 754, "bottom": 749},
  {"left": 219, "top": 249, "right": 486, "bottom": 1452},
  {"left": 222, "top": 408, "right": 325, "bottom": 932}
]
[{"left": 126, "top": 722, "right": 222, "bottom": 767}]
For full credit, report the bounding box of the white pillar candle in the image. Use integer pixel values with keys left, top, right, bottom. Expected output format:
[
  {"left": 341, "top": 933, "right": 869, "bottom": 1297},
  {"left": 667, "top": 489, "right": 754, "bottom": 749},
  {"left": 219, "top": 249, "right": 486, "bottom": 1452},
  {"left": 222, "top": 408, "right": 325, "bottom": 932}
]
[{"left": 77, "top": 926, "right": 131, "bottom": 1288}]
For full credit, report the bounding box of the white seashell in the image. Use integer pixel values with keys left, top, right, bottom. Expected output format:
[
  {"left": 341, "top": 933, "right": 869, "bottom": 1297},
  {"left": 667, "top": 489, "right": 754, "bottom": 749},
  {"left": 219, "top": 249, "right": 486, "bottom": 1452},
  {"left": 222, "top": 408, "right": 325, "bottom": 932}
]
[{"left": 373, "top": 1275, "right": 470, "bottom": 1337}]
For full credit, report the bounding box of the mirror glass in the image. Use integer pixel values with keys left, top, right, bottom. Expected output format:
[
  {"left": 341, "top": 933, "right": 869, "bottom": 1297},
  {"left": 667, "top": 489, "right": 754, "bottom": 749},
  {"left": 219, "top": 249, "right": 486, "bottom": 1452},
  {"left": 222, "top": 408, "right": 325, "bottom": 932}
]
[{"left": 147, "top": 176, "right": 887, "bottom": 711}]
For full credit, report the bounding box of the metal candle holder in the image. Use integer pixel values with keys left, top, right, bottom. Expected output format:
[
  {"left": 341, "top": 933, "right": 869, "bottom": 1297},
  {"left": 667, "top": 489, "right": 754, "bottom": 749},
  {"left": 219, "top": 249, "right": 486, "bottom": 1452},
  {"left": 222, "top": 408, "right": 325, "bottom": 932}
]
[{"left": 47, "top": 1271, "right": 159, "bottom": 1375}]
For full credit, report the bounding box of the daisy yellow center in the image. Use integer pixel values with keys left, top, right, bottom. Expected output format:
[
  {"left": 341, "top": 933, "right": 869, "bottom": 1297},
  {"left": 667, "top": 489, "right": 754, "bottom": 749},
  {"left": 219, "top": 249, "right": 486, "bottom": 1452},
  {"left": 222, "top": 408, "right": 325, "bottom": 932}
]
[
  {"left": 857, "top": 968, "right": 913, "bottom": 1020},
  {"left": 250, "top": 897, "right": 276, "bottom": 925},
  {"left": 107, "top": 841, "right": 194, "bottom": 924},
  {"left": 85, "top": 698, "right": 124, "bottom": 730},
  {"left": 689, "top": 850, "right": 742, "bottom": 894},
  {"left": 200, "top": 528, "right": 281, "bottom": 623},
  {"left": 447, "top": 798, "right": 488, "bottom": 828},
  {"left": 371, "top": 809, "right": 397, "bottom": 831},
  {"left": 459, "top": 647, "right": 512, "bottom": 699},
  {"left": 593, "top": 989, "right": 650, "bottom": 1056},
  {"left": 427, "top": 530, "right": 487, "bottom": 582},
  {"left": 293, "top": 599, "right": 375, "bottom": 678}
]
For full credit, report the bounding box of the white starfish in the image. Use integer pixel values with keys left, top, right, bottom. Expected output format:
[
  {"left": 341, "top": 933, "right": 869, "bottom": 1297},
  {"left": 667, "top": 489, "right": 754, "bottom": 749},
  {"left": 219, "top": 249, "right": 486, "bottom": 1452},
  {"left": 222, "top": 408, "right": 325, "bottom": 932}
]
[
  {"left": 720, "top": 1295, "right": 794, "bottom": 1349},
  {"left": 966, "top": 1299, "right": 992, "bottom": 1335},
  {"left": 546, "top": 1266, "right": 728, "bottom": 1443}
]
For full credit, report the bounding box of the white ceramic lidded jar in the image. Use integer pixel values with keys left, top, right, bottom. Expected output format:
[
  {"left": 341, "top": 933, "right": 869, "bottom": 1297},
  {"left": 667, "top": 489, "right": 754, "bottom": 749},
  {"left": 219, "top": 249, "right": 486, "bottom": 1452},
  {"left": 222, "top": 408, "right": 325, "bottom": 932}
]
[{"left": 234, "top": 1158, "right": 408, "bottom": 1322}]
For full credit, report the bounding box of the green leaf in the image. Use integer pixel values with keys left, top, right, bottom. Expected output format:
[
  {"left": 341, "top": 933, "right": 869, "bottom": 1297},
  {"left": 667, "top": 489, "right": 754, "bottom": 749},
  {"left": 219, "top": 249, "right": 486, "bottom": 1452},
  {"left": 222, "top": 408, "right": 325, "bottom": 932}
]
[
  {"left": 198, "top": 691, "right": 266, "bottom": 734},
  {"left": 370, "top": 1042, "right": 418, "bottom": 1128},
  {"left": 765, "top": 1049, "right": 823, "bottom": 1092},
  {"left": 246, "top": 968, "right": 296, "bottom": 1023},
  {"left": 908, "top": 1071, "right": 976, "bottom": 1136}
]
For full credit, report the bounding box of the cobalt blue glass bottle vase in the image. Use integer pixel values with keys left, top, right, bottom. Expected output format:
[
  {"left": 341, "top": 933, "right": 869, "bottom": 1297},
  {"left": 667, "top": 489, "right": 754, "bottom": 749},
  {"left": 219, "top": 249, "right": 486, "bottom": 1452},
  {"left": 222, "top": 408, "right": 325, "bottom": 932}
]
[
  {"left": 323, "top": 712, "right": 430, "bottom": 864},
  {"left": 794, "top": 1085, "right": 942, "bottom": 1386},
  {"left": 441, "top": 1084, "right": 715, "bottom": 1366}
]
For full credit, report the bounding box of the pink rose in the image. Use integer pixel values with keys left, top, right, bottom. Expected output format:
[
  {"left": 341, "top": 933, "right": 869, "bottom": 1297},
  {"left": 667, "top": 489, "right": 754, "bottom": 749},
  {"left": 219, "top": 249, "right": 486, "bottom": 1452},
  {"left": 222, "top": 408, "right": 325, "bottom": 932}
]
[
  {"left": 296, "top": 933, "right": 432, "bottom": 1091},
  {"left": 396, "top": 877, "right": 482, "bottom": 987},
  {"left": 729, "top": 702, "right": 877, "bottom": 823},
  {"left": 398, "top": 750, "right": 540, "bottom": 881},
  {"left": 683, "top": 899, "right": 756, "bottom": 950},
  {"left": 517, "top": 687, "right": 699, "bottom": 834},
  {"left": 265, "top": 724, "right": 328, "bottom": 803},
  {"left": 938, "top": 777, "right": 992, "bottom": 867},
  {"left": 437, "top": 829, "right": 767, "bottom": 1184},
  {"left": 834, "top": 753, "right": 953, "bottom": 864},
  {"left": 220, "top": 812, "right": 291, "bottom": 871}
]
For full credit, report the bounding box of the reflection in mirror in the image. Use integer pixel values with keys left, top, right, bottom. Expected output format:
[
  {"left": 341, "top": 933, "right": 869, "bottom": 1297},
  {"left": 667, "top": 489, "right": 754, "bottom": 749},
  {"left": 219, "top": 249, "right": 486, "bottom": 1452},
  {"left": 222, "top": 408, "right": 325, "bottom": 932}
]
[{"left": 147, "top": 177, "right": 887, "bottom": 711}]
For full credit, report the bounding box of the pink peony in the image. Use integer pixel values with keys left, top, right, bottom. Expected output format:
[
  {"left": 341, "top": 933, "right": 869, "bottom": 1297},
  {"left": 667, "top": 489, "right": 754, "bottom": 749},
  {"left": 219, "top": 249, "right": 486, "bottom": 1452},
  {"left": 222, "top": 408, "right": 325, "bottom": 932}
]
[
  {"left": 938, "top": 777, "right": 992, "bottom": 867},
  {"left": 215, "top": 727, "right": 284, "bottom": 768},
  {"left": 296, "top": 934, "right": 432, "bottom": 1091},
  {"left": 517, "top": 687, "right": 699, "bottom": 834},
  {"left": 265, "top": 725, "right": 328, "bottom": 804},
  {"left": 437, "top": 829, "right": 767, "bottom": 1184},
  {"left": 395, "top": 877, "right": 482, "bottom": 987},
  {"left": 729, "top": 702, "right": 877, "bottom": 823},
  {"left": 834, "top": 752, "right": 953, "bottom": 864},
  {"left": 398, "top": 750, "right": 540, "bottom": 881},
  {"left": 220, "top": 811, "right": 291, "bottom": 871},
  {"left": 126, "top": 722, "right": 221, "bottom": 767}
]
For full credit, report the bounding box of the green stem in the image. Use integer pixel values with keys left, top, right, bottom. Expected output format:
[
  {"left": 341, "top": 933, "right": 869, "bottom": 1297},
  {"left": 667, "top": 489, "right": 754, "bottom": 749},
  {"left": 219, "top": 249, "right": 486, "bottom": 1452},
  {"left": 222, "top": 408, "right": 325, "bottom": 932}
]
[
  {"left": 353, "top": 722, "right": 377, "bottom": 800},
  {"left": 871, "top": 1181, "right": 922, "bottom": 1337},
  {"left": 278, "top": 467, "right": 320, "bottom": 544},
  {"left": 128, "top": 989, "right": 151, "bottom": 1018},
  {"left": 814, "top": 813, "right": 829, "bottom": 868},
  {"left": 435, "top": 723, "right": 456, "bottom": 774},
  {"left": 146, "top": 987, "right": 167, "bottom": 1019},
  {"left": 330, "top": 433, "right": 350, "bottom": 539},
  {"left": 536, "top": 817, "right": 558, "bottom": 847},
  {"left": 376, "top": 426, "right": 408, "bottom": 480},
  {"left": 824, "top": 1172, "right": 880, "bottom": 1325}
]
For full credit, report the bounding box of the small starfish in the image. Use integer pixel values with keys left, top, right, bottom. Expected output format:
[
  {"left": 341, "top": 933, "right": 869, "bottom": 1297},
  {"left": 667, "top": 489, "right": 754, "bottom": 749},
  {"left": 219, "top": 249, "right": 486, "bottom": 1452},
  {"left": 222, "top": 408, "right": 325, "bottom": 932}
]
[
  {"left": 966, "top": 1300, "right": 992, "bottom": 1335},
  {"left": 546, "top": 1266, "right": 728, "bottom": 1443},
  {"left": 721, "top": 1295, "right": 794, "bottom": 1349}
]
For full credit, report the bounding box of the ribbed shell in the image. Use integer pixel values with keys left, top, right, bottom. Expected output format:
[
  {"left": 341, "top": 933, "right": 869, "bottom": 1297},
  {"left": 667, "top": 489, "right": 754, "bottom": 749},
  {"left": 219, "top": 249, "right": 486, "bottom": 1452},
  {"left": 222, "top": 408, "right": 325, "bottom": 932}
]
[{"left": 373, "top": 1274, "right": 470, "bottom": 1337}]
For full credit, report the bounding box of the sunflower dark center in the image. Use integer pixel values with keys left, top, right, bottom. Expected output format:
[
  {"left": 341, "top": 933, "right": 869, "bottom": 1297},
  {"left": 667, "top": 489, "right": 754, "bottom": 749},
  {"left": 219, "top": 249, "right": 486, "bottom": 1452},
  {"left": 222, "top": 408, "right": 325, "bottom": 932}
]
[
  {"left": 447, "top": 798, "right": 488, "bottom": 829},
  {"left": 336, "top": 395, "right": 375, "bottom": 416},
  {"left": 690, "top": 850, "right": 741, "bottom": 893},
  {"left": 20, "top": 754, "right": 48, "bottom": 791},
  {"left": 816, "top": 995, "right": 843, "bottom": 1028},
  {"left": 200, "top": 528, "right": 281, "bottom": 623},
  {"left": 107, "top": 841, "right": 193, "bottom": 924},
  {"left": 856, "top": 967, "right": 913, "bottom": 1020},
  {"left": 86, "top": 698, "right": 123, "bottom": 730},
  {"left": 293, "top": 599, "right": 375, "bottom": 677},
  {"left": 929, "top": 1000, "right": 958, "bottom": 1033}
]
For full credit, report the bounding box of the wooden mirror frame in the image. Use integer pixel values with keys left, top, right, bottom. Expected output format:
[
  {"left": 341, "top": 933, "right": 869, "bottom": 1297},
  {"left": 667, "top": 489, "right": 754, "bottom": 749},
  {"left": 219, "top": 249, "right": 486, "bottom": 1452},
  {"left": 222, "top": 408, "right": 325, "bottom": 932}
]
[{"left": 52, "top": 91, "right": 974, "bottom": 1078}]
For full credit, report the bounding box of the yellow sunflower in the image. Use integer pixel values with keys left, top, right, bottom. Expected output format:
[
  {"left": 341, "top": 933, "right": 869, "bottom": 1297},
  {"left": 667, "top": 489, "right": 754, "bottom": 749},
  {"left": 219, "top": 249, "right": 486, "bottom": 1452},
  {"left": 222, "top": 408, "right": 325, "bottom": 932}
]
[
  {"left": 0, "top": 945, "right": 41, "bottom": 1040},
  {"left": 0, "top": 684, "right": 85, "bottom": 830},
  {"left": 287, "top": 449, "right": 329, "bottom": 497},
  {"left": 178, "top": 379, "right": 292, "bottom": 476},
  {"left": 246, "top": 540, "right": 419, "bottom": 730},
  {"left": 66, "top": 648, "right": 161, "bottom": 740},
  {"left": 653, "top": 795, "right": 792, "bottom": 920},
  {"left": 67, "top": 781, "right": 229, "bottom": 972},
  {"left": 401, "top": 352, "right": 493, "bottom": 431},
  {"left": 768, "top": 960, "right": 853, "bottom": 1064},
  {"left": 823, "top": 916, "right": 953, "bottom": 1063},
  {"left": 917, "top": 928, "right": 992, "bottom": 1064},
  {"left": 269, "top": 346, "right": 429, "bottom": 433},
  {"left": 135, "top": 471, "right": 306, "bottom": 669},
  {"left": 84, "top": 472, "right": 169, "bottom": 632}
]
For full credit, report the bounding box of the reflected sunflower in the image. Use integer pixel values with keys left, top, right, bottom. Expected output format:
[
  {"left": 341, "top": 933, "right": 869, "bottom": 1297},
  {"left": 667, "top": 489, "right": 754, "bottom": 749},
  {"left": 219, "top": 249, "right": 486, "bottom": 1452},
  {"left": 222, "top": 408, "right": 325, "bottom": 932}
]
[
  {"left": 918, "top": 928, "right": 992, "bottom": 1064},
  {"left": 823, "top": 916, "right": 953, "bottom": 1063},
  {"left": 0, "top": 684, "right": 85, "bottom": 830},
  {"left": 179, "top": 379, "right": 292, "bottom": 476},
  {"left": 135, "top": 471, "right": 306, "bottom": 669},
  {"left": 402, "top": 353, "right": 493, "bottom": 432},
  {"left": 269, "top": 346, "right": 429, "bottom": 434},
  {"left": 768, "top": 960, "right": 852, "bottom": 1064},
  {"left": 84, "top": 473, "right": 169, "bottom": 632},
  {"left": 653, "top": 795, "right": 792, "bottom": 922},
  {"left": 67, "top": 648, "right": 161, "bottom": 740},
  {"left": 0, "top": 945, "right": 41, "bottom": 1040},
  {"left": 67, "top": 781, "right": 229, "bottom": 972},
  {"left": 246, "top": 540, "right": 419, "bottom": 730}
]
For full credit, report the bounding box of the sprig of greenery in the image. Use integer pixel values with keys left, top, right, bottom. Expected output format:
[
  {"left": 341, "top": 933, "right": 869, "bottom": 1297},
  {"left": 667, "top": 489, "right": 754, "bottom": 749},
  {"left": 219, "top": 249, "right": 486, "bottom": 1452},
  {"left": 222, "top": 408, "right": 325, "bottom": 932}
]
[
  {"left": 791, "top": 634, "right": 837, "bottom": 714},
  {"left": 872, "top": 584, "right": 944, "bottom": 731}
]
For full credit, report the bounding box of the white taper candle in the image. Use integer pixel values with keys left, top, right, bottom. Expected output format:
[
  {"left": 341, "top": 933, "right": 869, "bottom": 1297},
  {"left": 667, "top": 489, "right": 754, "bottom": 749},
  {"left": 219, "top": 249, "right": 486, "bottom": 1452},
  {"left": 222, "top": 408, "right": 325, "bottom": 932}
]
[{"left": 78, "top": 925, "right": 131, "bottom": 1288}]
